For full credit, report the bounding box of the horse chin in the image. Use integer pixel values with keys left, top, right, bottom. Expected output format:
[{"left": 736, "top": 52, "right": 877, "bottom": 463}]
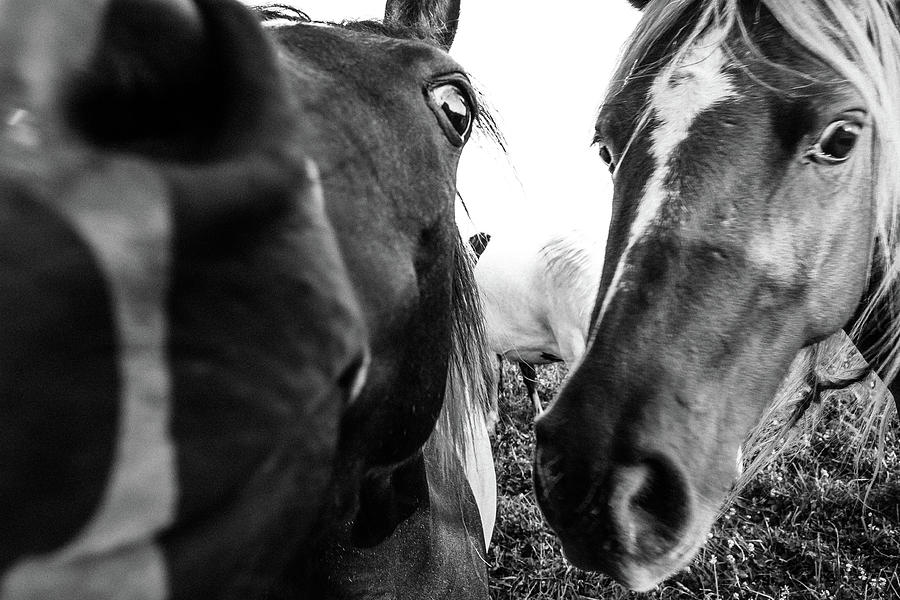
[
  {"left": 536, "top": 474, "right": 718, "bottom": 592},
  {"left": 548, "top": 490, "right": 720, "bottom": 592}
]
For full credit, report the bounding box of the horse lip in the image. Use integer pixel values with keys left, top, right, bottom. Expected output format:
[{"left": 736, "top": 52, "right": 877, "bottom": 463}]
[
  {"left": 557, "top": 525, "right": 696, "bottom": 592},
  {"left": 538, "top": 491, "right": 697, "bottom": 592},
  {"left": 534, "top": 423, "right": 714, "bottom": 590},
  {"left": 558, "top": 499, "right": 716, "bottom": 591},
  {"left": 553, "top": 525, "right": 664, "bottom": 591}
]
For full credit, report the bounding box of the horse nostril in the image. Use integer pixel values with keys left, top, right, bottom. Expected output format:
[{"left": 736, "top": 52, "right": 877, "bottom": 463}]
[
  {"left": 337, "top": 349, "right": 369, "bottom": 404},
  {"left": 534, "top": 414, "right": 566, "bottom": 491},
  {"left": 607, "top": 456, "right": 692, "bottom": 558},
  {"left": 534, "top": 406, "right": 564, "bottom": 451}
]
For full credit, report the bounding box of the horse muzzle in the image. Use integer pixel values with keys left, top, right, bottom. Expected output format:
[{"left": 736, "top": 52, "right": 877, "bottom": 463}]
[{"left": 533, "top": 384, "right": 724, "bottom": 591}]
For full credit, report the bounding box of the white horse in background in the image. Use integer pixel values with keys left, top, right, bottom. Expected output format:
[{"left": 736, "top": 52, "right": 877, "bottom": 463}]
[{"left": 473, "top": 227, "right": 603, "bottom": 416}]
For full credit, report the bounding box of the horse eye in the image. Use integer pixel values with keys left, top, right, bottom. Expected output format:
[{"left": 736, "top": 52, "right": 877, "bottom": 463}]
[
  {"left": 430, "top": 83, "right": 474, "bottom": 141},
  {"left": 599, "top": 145, "right": 616, "bottom": 173},
  {"left": 806, "top": 119, "right": 862, "bottom": 164}
]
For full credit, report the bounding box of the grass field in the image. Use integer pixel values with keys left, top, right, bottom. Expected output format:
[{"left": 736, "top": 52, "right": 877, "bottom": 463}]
[{"left": 487, "top": 362, "right": 900, "bottom": 600}]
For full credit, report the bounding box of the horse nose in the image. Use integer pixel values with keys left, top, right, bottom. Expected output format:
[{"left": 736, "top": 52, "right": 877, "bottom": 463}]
[
  {"left": 604, "top": 455, "right": 692, "bottom": 558},
  {"left": 535, "top": 403, "right": 695, "bottom": 563},
  {"left": 338, "top": 347, "right": 370, "bottom": 404}
]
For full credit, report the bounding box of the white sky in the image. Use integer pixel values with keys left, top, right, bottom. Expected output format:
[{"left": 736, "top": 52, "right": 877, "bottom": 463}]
[{"left": 264, "top": 1, "right": 641, "bottom": 236}]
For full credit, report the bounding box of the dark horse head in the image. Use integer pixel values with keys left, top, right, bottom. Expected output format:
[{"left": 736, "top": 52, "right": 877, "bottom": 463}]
[
  {"left": 263, "top": 1, "right": 492, "bottom": 511},
  {"left": 535, "top": 0, "right": 900, "bottom": 590},
  {"left": 256, "top": 4, "right": 497, "bottom": 595},
  {"left": 0, "top": 0, "right": 489, "bottom": 597}
]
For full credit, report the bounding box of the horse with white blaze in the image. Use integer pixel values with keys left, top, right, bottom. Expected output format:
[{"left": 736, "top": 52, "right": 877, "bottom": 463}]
[{"left": 535, "top": 0, "right": 900, "bottom": 591}]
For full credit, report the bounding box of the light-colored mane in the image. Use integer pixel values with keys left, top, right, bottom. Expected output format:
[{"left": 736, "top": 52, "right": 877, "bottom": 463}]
[
  {"left": 539, "top": 229, "right": 604, "bottom": 327},
  {"left": 609, "top": 0, "right": 900, "bottom": 469}
]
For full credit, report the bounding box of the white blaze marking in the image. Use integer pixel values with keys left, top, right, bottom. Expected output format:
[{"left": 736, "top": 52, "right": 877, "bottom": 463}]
[
  {"left": 2, "top": 159, "right": 176, "bottom": 600},
  {"left": 594, "top": 29, "right": 736, "bottom": 327}
]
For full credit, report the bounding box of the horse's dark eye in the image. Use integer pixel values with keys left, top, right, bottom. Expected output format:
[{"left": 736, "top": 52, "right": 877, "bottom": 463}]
[
  {"left": 806, "top": 119, "right": 863, "bottom": 164},
  {"left": 599, "top": 145, "right": 616, "bottom": 173},
  {"left": 430, "top": 83, "right": 473, "bottom": 142}
]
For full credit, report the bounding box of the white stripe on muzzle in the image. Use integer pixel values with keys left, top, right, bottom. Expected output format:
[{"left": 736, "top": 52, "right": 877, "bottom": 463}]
[
  {"left": 594, "top": 28, "right": 736, "bottom": 328},
  {"left": 2, "top": 159, "right": 176, "bottom": 600}
]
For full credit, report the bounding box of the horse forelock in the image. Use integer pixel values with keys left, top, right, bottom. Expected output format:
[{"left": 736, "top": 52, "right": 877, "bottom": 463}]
[
  {"left": 254, "top": 4, "right": 311, "bottom": 27},
  {"left": 606, "top": 0, "right": 900, "bottom": 476}
]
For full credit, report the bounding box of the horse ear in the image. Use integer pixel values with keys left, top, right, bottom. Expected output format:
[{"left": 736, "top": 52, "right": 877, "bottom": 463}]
[
  {"left": 628, "top": 0, "right": 651, "bottom": 9},
  {"left": 468, "top": 232, "right": 491, "bottom": 259},
  {"left": 384, "top": 0, "right": 461, "bottom": 50}
]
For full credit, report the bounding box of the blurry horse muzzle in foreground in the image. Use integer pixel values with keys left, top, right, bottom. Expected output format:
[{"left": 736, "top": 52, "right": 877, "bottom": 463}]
[
  {"left": 0, "top": 0, "right": 369, "bottom": 597},
  {"left": 0, "top": 0, "right": 500, "bottom": 597}
]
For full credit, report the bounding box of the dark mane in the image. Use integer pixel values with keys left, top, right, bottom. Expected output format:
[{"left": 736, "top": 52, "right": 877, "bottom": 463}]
[
  {"left": 254, "top": 4, "right": 310, "bottom": 24},
  {"left": 340, "top": 18, "right": 437, "bottom": 43}
]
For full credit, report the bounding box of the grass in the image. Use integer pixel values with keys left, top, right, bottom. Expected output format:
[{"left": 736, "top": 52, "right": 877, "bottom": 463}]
[{"left": 487, "top": 362, "right": 900, "bottom": 600}]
